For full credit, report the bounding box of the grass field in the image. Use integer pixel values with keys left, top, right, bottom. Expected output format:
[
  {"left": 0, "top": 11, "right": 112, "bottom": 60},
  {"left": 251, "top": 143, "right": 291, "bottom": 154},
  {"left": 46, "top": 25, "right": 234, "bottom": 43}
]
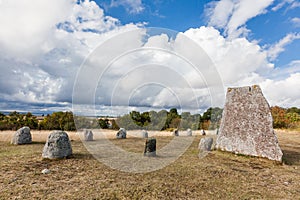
[{"left": 0, "top": 130, "right": 299, "bottom": 199}]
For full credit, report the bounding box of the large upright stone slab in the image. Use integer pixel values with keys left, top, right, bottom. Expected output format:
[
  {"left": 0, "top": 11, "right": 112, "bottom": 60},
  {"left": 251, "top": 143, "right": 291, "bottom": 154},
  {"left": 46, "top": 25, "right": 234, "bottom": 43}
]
[
  {"left": 11, "top": 126, "right": 32, "bottom": 145},
  {"left": 216, "top": 85, "right": 283, "bottom": 162}
]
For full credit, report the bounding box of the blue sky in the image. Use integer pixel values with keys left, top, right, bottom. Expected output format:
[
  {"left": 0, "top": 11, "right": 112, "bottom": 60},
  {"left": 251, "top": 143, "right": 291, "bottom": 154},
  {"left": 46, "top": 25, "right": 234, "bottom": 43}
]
[{"left": 0, "top": 0, "right": 299, "bottom": 115}]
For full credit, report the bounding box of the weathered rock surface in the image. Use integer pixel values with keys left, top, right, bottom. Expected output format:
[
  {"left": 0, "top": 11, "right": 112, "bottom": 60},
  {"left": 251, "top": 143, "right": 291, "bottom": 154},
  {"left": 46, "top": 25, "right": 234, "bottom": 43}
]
[
  {"left": 186, "top": 128, "right": 192, "bottom": 136},
  {"left": 42, "top": 131, "right": 72, "bottom": 159},
  {"left": 83, "top": 129, "right": 93, "bottom": 141},
  {"left": 216, "top": 85, "right": 283, "bottom": 162},
  {"left": 141, "top": 130, "right": 148, "bottom": 138},
  {"left": 116, "top": 128, "right": 126, "bottom": 139},
  {"left": 11, "top": 126, "right": 32, "bottom": 145},
  {"left": 198, "top": 137, "right": 213, "bottom": 151},
  {"left": 144, "top": 138, "right": 156, "bottom": 157}
]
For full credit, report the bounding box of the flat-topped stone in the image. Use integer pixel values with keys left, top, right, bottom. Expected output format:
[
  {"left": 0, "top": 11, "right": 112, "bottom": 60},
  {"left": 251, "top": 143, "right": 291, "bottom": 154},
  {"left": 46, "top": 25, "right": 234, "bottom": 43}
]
[
  {"left": 144, "top": 138, "right": 156, "bottom": 157},
  {"left": 42, "top": 131, "right": 72, "bottom": 159},
  {"left": 216, "top": 85, "right": 283, "bottom": 162}
]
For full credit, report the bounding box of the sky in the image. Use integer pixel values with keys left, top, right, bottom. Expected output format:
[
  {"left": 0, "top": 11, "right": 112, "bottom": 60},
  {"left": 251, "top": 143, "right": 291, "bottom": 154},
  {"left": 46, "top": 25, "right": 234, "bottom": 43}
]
[{"left": 0, "top": 0, "right": 299, "bottom": 116}]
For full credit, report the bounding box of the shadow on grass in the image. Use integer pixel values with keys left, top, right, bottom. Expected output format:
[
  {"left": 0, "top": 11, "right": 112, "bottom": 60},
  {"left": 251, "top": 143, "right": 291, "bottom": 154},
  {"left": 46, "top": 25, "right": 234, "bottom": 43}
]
[
  {"left": 282, "top": 149, "right": 300, "bottom": 165},
  {"left": 71, "top": 152, "right": 94, "bottom": 160},
  {"left": 31, "top": 141, "right": 46, "bottom": 145}
]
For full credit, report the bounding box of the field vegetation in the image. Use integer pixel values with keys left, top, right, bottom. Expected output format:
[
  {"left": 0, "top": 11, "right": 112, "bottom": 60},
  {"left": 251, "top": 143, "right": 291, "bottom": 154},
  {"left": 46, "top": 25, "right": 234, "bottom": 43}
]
[{"left": 0, "top": 130, "right": 299, "bottom": 199}]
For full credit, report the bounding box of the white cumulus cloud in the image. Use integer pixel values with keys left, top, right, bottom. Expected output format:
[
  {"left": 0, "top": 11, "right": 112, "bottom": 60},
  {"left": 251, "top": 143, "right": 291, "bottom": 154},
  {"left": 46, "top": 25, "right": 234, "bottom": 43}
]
[
  {"left": 110, "top": 0, "right": 144, "bottom": 14},
  {"left": 206, "top": 0, "right": 274, "bottom": 38},
  {"left": 267, "top": 33, "right": 300, "bottom": 61}
]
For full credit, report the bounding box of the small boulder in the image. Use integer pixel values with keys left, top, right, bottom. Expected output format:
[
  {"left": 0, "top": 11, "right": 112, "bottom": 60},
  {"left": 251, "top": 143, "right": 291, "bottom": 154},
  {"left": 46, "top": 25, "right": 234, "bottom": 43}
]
[
  {"left": 41, "top": 169, "right": 50, "bottom": 174},
  {"left": 83, "top": 129, "right": 93, "bottom": 141},
  {"left": 42, "top": 131, "right": 72, "bottom": 159},
  {"left": 116, "top": 128, "right": 126, "bottom": 139},
  {"left": 141, "top": 130, "right": 148, "bottom": 138},
  {"left": 198, "top": 137, "right": 213, "bottom": 152},
  {"left": 144, "top": 138, "right": 156, "bottom": 157},
  {"left": 11, "top": 126, "right": 32, "bottom": 145},
  {"left": 186, "top": 128, "right": 192, "bottom": 136}
]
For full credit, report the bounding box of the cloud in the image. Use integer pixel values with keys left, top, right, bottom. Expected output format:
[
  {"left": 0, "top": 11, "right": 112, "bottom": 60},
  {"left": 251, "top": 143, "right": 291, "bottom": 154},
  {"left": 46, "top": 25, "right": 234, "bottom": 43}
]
[
  {"left": 206, "top": 0, "right": 273, "bottom": 38},
  {"left": 261, "top": 73, "right": 300, "bottom": 107},
  {"left": 291, "top": 17, "right": 300, "bottom": 27},
  {"left": 0, "top": 0, "right": 74, "bottom": 58},
  {"left": 267, "top": 33, "right": 300, "bottom": 61},
  {"left": 184, "top": 26, "right": 272, "bottom": 85},
  {"left": 271, "top": 0, "right": 300, "bottom": 11},
  {"left": 183, "top": 26, "right": 300, "bottom": 108},
  {"left": 0, "top": 0, "right": 139, "bottom": 107},
  {"left": 110, "top": 0, "right": 144, "bottom": 14},
  {"left": 206, "top": 0, "right": 274, "bottom": 38}
]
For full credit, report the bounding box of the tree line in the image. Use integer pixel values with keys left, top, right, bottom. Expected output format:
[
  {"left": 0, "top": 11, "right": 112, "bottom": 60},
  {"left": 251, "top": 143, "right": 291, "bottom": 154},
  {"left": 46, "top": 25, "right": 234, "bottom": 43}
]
[
  {"left": 0, "top": 106, "right": 299, "bottom": 131},
  {"left": 271, "top": 106, "right": 300, "bottom": 129}
]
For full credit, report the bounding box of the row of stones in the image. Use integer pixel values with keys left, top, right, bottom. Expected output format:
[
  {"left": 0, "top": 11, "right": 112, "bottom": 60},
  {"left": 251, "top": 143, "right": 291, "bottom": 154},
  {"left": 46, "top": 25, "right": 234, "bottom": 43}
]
[{"left": 11, "top": 126, "right": 212, "bottom": 159}]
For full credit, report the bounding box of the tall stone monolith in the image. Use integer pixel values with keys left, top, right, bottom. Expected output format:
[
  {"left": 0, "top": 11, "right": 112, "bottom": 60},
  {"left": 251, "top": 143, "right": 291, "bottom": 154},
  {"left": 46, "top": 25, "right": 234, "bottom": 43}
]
[{"left": 216, "top": 85, "right": 283, "bottom": 162}]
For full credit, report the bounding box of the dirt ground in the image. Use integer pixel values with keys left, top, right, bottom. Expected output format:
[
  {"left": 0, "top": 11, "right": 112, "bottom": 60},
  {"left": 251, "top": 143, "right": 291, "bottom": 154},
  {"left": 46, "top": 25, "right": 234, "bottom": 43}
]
[{"left": 0, "top": 129, "right": 299, "bottom": 199}]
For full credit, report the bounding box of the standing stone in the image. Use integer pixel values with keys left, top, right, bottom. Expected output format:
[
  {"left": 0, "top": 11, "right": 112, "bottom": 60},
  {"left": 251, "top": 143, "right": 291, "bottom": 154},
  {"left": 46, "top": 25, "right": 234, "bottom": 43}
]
[
  {"left": 83, "top": 129, "right": 93, "bottom": 141},
  {"left": 11, "top": 126, "right": 32, "bottom": 145},
  {"left": 216, "top": 85, "right": 283, "bottom": 162},
  {"left": 186, "top": 128, "right": 192, "bottom": 136},
  {"left": 42, "top": 131, "right": 72, "bottom": 159},
  {"left": 198, "top": 137, "right": 213, "bottom": 151},
  {"left": 144, "top": 138, "right": 156, "bottom": 157},
  {"left": 116, "top": 128, "right": 126, "bottom": 139},
  {"left": 141, "top": 130, "right": 148, "bottom": 138},
  {"left": 173, "top": 129, "right": 179, "bottom": 136}
]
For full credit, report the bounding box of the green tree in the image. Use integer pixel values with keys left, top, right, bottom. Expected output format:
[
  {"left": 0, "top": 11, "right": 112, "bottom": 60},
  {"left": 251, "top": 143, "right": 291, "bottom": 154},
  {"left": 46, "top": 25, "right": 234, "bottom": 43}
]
[{"left": 99, "top": 118, "right": 109, "bottom": 129}]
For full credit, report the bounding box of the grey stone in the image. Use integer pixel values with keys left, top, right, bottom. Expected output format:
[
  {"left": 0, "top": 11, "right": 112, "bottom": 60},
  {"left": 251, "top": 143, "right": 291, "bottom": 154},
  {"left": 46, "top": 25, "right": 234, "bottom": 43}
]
[
  {"left": 83, "top": 129, "right": 93, "bottom": 141},
  {"left": 198, "top": 137, "right": 213, "bottom": 151},
  {"left": 144, "top": 138, "right": 156, "bottom": 157},
  {"left": 173, "top": 129, "right": 179, "bottom": 136},
  {"left": 116, "top": 128, "right": 126, "bottom": 139},
  {"left": 42, "top": 131, "right": 72, "bottom": 159},
  {"left": 11, "top": 126, "right": 32, "bottom": 145},
  {"left": 141, "top": 130, "right": 148, "bottom": 138},
  {"left": 216, "top": 85, "right": 283, "bottom": 162},
  {"left": 186, "top": 128, "right": 192, "bottom": 136},
  {"left": 41, "top": 169, "right": 50, "bottom": 174}
]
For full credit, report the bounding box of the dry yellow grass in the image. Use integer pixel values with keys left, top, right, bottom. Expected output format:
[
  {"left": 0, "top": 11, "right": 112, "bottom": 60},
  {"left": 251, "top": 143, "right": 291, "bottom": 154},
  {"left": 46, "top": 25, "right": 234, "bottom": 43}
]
[{"left": 0, "top": 129, "right": 299, "bottom": 199}]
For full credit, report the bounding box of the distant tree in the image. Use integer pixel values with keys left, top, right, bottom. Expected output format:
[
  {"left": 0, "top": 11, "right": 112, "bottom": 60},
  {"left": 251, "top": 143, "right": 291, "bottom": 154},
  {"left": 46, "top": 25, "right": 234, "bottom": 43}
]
[
  {"left": 287, "top": 107, "right": 300, "bottom": 115},
  {"left": 40, "top": 111, "right": 75, "bottom": 131},
  {"left": 111, "top": 119, "right": 120, "bottom": 130},
  {"left": 98, "top": 118, "right": 109, "bottom": 129},
  {"left": 271, "top": 106, "right": 288, "bottom": 128},
  {"left": 201, "top": 107, "right": 223, "bottom": 130}
]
